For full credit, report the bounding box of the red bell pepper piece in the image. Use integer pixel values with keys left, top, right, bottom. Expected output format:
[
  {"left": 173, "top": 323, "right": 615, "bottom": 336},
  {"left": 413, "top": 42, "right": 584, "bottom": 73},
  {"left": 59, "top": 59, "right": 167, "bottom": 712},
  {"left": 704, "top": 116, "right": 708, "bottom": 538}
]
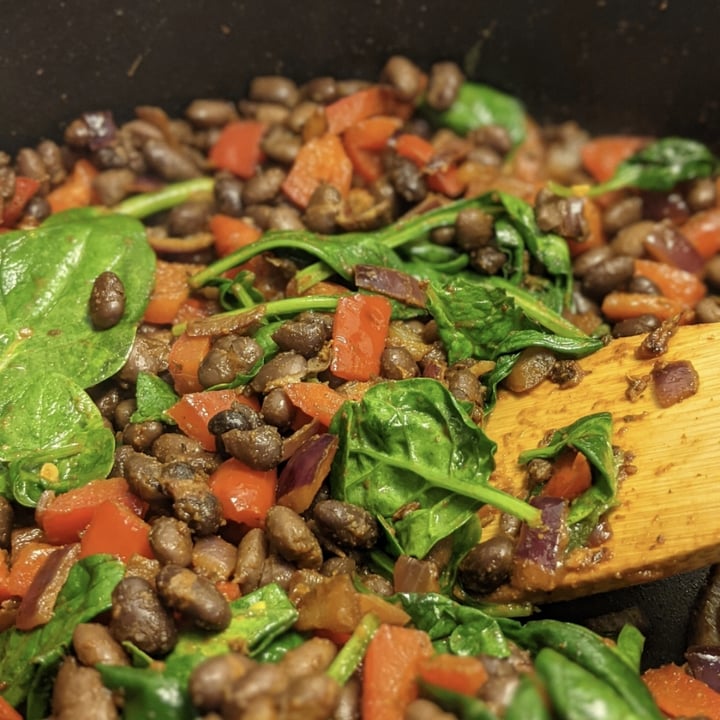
[
  {"left": 209, "top": 120, "right": 267, "bottom": 179},
  {"left": 209, "top": 458, "right": 277, "bottom": 528},
  {"left": 1, "top": 176, "right": 40, "bottom": 227}
]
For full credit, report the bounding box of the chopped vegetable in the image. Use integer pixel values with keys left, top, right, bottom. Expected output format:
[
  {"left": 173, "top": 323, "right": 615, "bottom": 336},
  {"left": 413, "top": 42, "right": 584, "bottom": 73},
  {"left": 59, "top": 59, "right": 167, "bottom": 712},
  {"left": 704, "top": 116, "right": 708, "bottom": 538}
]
[
  {"left": 208, "top": 120, "right": 266, "bottom": 178},
  {"left": 642, "top": 663, "right": 720, "bottom": 720},
  {"left": 144, "top": 260, "right": 204, "bottom": 325},
  {"left": 1, "top": 176, "right": 40, "bottom": 227},
  {"left": 46, "top": 158, "right": 98, "bottom": 212},
  {"left": 209, "top": 458, "right": 277, "bottom": 527},
  {"left": 78, "top": 500, "right": 153, "bottom": 561},
  {"left": 343, "top": 115, "right": 403, "bottom": 182},
  {"left": 166, "top": 333, "right": 212, "bottom": 394},
  {"left": 209, "top": 213, "right": 262, "bottom": 256},
  {"left": 330, "top": 293, "right": 392, "bottom": 381}
]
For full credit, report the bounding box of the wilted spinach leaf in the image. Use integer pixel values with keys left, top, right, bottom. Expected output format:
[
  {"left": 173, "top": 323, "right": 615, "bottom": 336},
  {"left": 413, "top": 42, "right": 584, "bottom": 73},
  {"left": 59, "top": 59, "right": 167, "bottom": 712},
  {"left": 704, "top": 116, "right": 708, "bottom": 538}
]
[
  {"left": 130, "top": 371, "right": 179, "bottom": 424},
  {"left": 421, "top": 82, "right": 527, "bottom": 147},
  {"left": 329, "top": 378, "right": 539, "bottom": 559},
  {"left": 0, "top": 555, "right": 124, "bottom": 709},
  {"left": 0, "top": 212, "right": 155, "bottom": 504},
  {"left": 589, "top": 137, "right": 719, "bottom": 195},
  {"left": 518, "top": 412, "right": 617, "bottom": 548}
]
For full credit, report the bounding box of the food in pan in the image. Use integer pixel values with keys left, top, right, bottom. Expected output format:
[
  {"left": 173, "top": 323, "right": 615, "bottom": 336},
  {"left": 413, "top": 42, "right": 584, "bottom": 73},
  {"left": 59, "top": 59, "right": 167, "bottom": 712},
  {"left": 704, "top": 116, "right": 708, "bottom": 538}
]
[{"left": 1, "top": 56, "right": 719, "bottom": 718}]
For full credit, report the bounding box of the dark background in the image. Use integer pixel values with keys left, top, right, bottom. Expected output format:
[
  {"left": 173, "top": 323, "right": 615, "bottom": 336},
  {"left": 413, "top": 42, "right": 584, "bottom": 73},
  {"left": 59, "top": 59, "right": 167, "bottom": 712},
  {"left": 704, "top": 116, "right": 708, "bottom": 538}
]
[{"left": 1, "top": 0, "right": 715, "bottom": 667}]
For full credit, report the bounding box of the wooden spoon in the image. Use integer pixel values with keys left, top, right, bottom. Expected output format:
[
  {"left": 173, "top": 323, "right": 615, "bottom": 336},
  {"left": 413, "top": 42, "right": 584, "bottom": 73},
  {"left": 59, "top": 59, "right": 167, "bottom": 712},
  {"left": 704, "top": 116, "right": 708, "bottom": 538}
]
[{"left": 482, "top": 323, "right": 720, "bottom": 603}]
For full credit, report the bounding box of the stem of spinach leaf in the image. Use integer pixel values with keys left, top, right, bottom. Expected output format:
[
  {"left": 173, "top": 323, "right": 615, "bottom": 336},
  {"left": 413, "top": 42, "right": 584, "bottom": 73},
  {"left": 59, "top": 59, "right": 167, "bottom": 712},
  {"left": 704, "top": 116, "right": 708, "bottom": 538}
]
[
  {"left": 353, "top": 447, "right": 541, "bottom": 525},
  {"left": 113, "top": 177, "right": 215, "bottom": 219},
  {"left": 173, "top": 294, "right": 340, "bottom": 335},
  {"left": 326, "top": 613, "right": 380, "bottom": 685}
]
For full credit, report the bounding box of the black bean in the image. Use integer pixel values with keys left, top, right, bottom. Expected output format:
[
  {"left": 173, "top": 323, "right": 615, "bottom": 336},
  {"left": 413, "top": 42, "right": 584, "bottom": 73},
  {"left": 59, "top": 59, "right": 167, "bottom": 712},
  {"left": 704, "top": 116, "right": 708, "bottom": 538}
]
[
  {"left": 469, "top": 245, "right": 507, "bottom": 275},
  {"left": 380, "top": 55, "right": 424, "bottom": 102},
  {"left": 167, "top": 200, "right": 210, "bottom": 236},
  {"left": 89, "top": 271, "right": 126, "bottom": 330},
  {"left": 214, "top": 173, "right": 245, "bottom": 216},
  {"left": 278, "top": 673, "right": 341, "bottom": 720},
  {"left": 93, "top": 168, "right": 135, "bottom": 206},
  {"left": 151, "top": 432, "right": 217, "bottom": 468},
  {"left": 272, "top": 319, "right": 328, "bottom": 358},
  {"left": 166, "top": 480, "right": 223, "bottom": 536},
  {"left": 695, "top": 296, "right": 720, "bottom": 323},
  {"left": 192, "top": 535, "right": 237, "bottom": 581},
  {"left": 189, "top": 653, "right": 255, "bottom": 711},
  {"left": 581, "top": 254, "right": 635, "bottom": 298},
  {"left": 221, "top": 425, "right": 283, "bottom": 471},
  {"left": 122, "top": 420, "right": 164, "bottom": 452},
  {"left": 116, "top": 330, "right": 171, "bottom": 385},
  {"left": 610, "top": 220, "right": 656, "bottom": 257},
  {"left": 185, "top": 98, "right": 237, "bottom": 128},
  {"left": 468, "top": 125, "right": 511, "bottom": 157},
  {"left": 156, "top": 564, "right": 230, "bottom": 631},
  {"left": 234, "top": 527, "right": 268, "bottom": 594},
  {"left": 627, "top": 275, "right": 660, "bottom": 295},
  {"left": 265, "top": 505, "right": 323, "bottom": 569},
  {"left": 303, "top": 182, "right": 343, "bottom": 233},
  {"left": 222, "top": 664, "right": 289, "bottom": 717},
  {"left": 455, "top": 207, "right": 494, "bottom": 250},
  {"left": 198, "top": 335, "right": 264, "bottom": 388},
  {"left": 239, "top": 99, "right": 290, "bottom": 125},
  {"left": 312, "top": 500, "right": 379, "bottom": 549},
  {"left": 611, "top": 314, "right": 661, "bottom": 338},
  {"left": 109, "top": 576, "right": 177, "bottom": 655},
  {"left": 73, "top": 623, "right": 129, "bottom": 667},
  {"left": 208, "top": 405, "right": 262, "bottom": 436},
  {"left": 250, "top": 352, "right": 308, "bottom": 393},
  {"left": 16, "top": 147, "right": 49, "bottom": 190},
  {"left": 250, "top": 76, "right": 299, "bottom": 107},
  {"left": 686, "top": 177, "right": 717, "bottom": 212},
  {"left": 447, "top": 366, "right": 484, "bottom": 404},
  {"left": 602, "top": 196, "right": 643, "bottom": 235},
  {"left": 381, "top": 346, "right": 419, "bottom": 380},
  {"left": 426, "top": 61, "right": 465, "bottom": 111},
  {"left": 458, "top": 536, "right": 515, "bottom": 595},
  {"left": 268, "top": 204, "right": 305, "bottom": 230},
  {"left": 535, "top": 190, "right": 587, "bottom": 239},
  {"left": 333, "top": 677, "right": 361, "bottom": 720},
  {"left": 51, "top": 657, "right": 119, "bottom": 720},
  {"left": 261, "top": 125, "right": 301, "bottom": 164},
  {"left": 279, "top": 637, "right": 337, "bottom": 679},
  {"left": 149, "top": 516, "right": 193, "bottom": 567},
  {"left": 261, "top": 388, "right": 296, "bottom": 429},
  {"left": 123, "top": 451, "right": 165, "bottom": 502},
  {"left": 143, "top": 138, "right": 201, "bottom": 180},
  {"left": 572, "top": 245, "right": 614, "bottom": 278},
  {"left": 301, "top": 77, "right": 338, "bottom": 104},
  {"left": 389, "top": 154, "right": 427, "bottom": 203},
  {"left": 242, "top": 167, "right": 285, "bottom": 205},
  {"left": 36, "top": 139, "right": 67, "bottom": 186},
  {"left": 23, "top": 194, "right": 52, "bottom": 223}
]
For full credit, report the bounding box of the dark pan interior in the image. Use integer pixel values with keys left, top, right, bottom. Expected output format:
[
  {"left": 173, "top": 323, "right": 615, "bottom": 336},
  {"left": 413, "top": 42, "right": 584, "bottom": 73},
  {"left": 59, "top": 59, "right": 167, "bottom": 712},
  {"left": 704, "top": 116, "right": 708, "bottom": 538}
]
[{"left": 1, "top": 0, "right": 715, "bottom": 667}]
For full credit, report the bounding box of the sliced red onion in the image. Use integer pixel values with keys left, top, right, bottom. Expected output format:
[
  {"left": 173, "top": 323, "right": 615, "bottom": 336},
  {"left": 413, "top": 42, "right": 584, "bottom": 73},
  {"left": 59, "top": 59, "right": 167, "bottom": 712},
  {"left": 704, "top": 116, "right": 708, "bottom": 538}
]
[
  {"left": 82, "top": 110, "right": 118, "bottom": 151},
  {"left": 514, "top": 496, "right": 568, "bottom": 574},
  {"left": 16, "top": 543, "right": 81, "bottom": 630},
  {"left": 686, "top": 645, "right": 720, "bottom": 693},
  {"left": 353, "top": 264, "right": 427, "bottom": 308},
  {"left": 651, "top": 359, "right": 699, "bottom": 407},
  {"left": 641, "top": 191, "right": 691, "bottom": 225},
  {"left": 276, "top": 433, "right": 338, "bottom": 513},
  {"left": 643, "top": 222, "right": 705, "bottom": 274}
]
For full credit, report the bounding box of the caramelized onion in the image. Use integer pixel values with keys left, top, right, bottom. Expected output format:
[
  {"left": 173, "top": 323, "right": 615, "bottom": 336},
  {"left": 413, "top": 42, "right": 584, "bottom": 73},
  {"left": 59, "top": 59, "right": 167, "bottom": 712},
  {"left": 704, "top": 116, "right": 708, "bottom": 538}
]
[
  {"left": 276, "top": 433, "right": 338, "bottom": 513},
  {"left": 354, "top": 264, "right": 427, "bottom": 307},
  {"left": 16, "top": 543, "right": 81, "bottom": 630},
  {"left": 651, "top": 359, "right": 699, "bottom": 407}
]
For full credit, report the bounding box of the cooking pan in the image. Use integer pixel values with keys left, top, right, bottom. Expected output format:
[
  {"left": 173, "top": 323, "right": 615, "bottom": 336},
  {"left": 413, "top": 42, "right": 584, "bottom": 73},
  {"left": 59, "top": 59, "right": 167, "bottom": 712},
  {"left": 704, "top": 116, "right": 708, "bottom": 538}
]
[{"left": 1, "top": 0, "right": 716, "bottom": 670}]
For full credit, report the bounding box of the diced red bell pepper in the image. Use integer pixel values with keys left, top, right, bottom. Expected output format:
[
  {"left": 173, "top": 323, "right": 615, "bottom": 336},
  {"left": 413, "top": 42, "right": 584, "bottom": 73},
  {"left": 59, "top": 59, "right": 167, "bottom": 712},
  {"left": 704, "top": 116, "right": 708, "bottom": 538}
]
[{"left": 79, "top": 500, "right": 153, "bottom": 561}]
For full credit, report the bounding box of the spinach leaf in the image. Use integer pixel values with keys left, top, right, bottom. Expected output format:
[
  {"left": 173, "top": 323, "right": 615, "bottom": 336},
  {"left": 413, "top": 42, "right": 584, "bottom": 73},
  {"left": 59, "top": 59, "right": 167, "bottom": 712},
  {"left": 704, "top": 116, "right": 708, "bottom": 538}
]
[
  {"left": 329, "top": 378, "right": 539, "bottom": 560},
  {"left": 0, "top": 554, "right": 124, "bottom": 708},
  {"left": 421, "top": 82, "right": 527, "bottom": 147},
  {"left": 518, "top": 412, "right": 617, "bottom": 548},
  {"left": 0, "top": 213, "right": 155, "bottom": 504},
  {"left": 0, "top": 369, "right": 115, "bottom": 505},
  {"left": 504, "top": 675, "right": 552, "bottom": 720},
  {"left": 420, "top": 681, "right": 500, "bottom": 719},
  {"left": 616, "top": 624, "right": 646, "bottom": 673},
  {"left": 425, "top": 277, "right": 602, "bottom": 365},
  {"left": 130, "top": 371, "right": 179, "bottom": 424},
  {"left": 163, "top": 583, "right": 298, "bottom": 684},
  {"left": 393, "top": 592, "right": 510, "bottom": 657},
  {"left": 589, "top": 137, "right": 719, "bottom": 195},
  {"left": 97, "top": 665, "right": 196, "bottom": 720}
]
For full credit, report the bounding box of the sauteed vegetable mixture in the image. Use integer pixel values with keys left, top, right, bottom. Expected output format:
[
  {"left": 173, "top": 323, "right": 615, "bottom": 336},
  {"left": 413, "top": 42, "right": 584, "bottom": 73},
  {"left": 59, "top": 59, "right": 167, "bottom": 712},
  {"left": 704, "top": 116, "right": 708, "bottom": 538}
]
[{"left": 1, "top": 56, "right": 720, "bottom": 718}]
